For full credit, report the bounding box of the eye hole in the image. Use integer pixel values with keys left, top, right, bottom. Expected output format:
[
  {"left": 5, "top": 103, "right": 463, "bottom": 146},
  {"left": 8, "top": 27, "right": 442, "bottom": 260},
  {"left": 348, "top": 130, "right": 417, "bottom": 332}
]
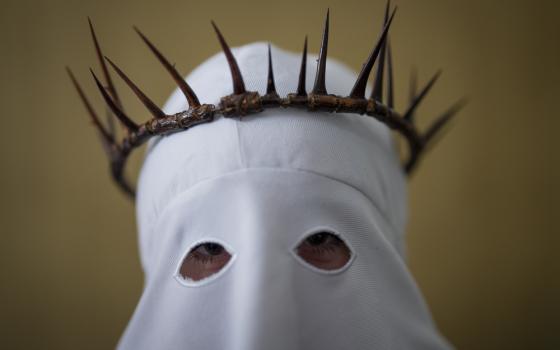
[
  {"left": 178, "top": 242, "right": 232, "bottom": 282},
  {"left": 295, "top": 231, "right": 352, "bottom": 271}
]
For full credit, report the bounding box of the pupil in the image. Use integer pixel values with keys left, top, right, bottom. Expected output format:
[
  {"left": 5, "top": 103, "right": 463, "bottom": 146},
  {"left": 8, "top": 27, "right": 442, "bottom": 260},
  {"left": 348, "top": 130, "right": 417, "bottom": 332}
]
[
  {"left": 203, "top": 243, "right": 223, "bottom": 255},
  {"left": 307, "top": 232, "right": 328, "bottom": 246}
]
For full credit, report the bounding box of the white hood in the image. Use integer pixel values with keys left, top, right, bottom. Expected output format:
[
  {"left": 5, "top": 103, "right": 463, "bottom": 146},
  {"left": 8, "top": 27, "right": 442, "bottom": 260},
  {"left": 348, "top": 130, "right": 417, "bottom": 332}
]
[{"left": 118, "top": 42, "right": 452, "bottom": 350}]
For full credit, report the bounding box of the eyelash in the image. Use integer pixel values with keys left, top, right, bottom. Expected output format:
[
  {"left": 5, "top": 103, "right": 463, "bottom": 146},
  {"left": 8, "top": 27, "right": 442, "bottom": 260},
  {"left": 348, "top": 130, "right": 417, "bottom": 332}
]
[
  {"left": 306, "top": 235, "right": 342, "bottom": 254},
  {"left": 189, "top": 252, "right": 215, "bottom": 264},
  {"left": 187, "top": 245, "right": 220, "bottom": 265}
]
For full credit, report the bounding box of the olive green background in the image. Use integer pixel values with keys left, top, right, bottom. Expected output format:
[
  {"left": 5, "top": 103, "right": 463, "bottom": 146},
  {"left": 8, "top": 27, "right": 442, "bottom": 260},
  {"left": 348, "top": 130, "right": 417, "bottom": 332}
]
[{"left": 1, "top": 0, "right": 559, "bottom": 348}]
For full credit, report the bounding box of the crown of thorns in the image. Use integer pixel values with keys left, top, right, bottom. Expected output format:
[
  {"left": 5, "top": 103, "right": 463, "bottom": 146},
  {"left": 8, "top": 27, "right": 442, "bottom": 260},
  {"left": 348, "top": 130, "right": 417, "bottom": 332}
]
[{"left": 67, "top": 3, "right": 465, "bottom": 199}]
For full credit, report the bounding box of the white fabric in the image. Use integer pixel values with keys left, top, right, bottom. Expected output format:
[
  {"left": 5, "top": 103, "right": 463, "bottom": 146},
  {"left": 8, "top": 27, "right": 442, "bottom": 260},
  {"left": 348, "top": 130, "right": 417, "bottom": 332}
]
[{"left": 118, "top": 42, "right": 452, "bottom": 349}]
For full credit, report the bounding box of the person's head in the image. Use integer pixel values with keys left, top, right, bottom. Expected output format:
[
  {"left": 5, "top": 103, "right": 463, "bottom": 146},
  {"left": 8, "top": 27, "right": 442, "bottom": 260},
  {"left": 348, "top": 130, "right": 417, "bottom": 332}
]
[{"left": 119, "top": 41, "right": 450, "bottom": 349}]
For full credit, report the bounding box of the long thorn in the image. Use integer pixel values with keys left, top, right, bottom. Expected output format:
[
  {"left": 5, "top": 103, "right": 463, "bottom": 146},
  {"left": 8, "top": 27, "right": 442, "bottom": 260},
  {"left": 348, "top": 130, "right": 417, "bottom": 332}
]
[
  {"left": 266, "top": 44, "right": 277, "bottom": 95},
  {"left": 104, "top": 57, "right": 166, "bottom": 119},
  {"left": 66, "top": 67, "right": 115, "bottom": 146},
  {"left": 311, "top": 9, "right": 330, "bottom": 95},
  {"left": 349, "top": 7, "right": 397, "bottom": 99},
  {"left": 424, "top": 98, "right": 468, "bottom": 145},
  {"left": 408, "top": 67, "right": 418, "bottom": 120},
  {"left": 371, "top": 0, "right": 391, "bottom": 101},
  {"left": 91, "top": 69, "right": 139, "bottom": 132},
  {"left": 88, "top": 17, "right": 123, "bottom": 111},
  {"left": 88, "top": 17, "right": 121, "bottom": 136},
  {"left": 386, "top": 40, "right": 394, "bottom": 109},
  {"left": 134, "top": 27, "right": 200, "bottom": 108},
  {"left": 403, "top": 70, "right": 441, "bottom": 122},
  {"left": 296, "top": 36, "right": 308, "bottom": 96},
  {"left": 211, "top": 21, "right": 246, "bottom": 94}
]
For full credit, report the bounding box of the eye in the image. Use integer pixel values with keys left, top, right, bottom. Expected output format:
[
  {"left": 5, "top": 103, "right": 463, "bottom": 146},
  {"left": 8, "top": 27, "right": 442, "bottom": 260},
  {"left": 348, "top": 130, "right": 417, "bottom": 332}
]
[
  {"left": 295, "top": 231, "right": 352, "bottom": 271},
  {"left": 178, "top": 242, "right": 232, "bottom": 282}
]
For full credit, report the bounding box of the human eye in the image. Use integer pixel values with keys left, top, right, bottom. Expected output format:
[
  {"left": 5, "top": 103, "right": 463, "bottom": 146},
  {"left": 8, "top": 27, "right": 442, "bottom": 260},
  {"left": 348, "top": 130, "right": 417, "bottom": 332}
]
[
  {"left": 178, "top": 241, "right": 232, "bottom": 282},
  {"left": 294, "top": 231, "right": 353, "bottom": 272}
]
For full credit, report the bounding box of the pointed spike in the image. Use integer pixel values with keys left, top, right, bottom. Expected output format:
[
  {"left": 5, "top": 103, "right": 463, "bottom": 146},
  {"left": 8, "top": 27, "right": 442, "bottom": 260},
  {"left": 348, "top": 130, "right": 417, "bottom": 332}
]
[
  {"left": 134, "top": 27, "right": 200, "bottom": 108},
  {"left": 91, "top": 69, "right": 139, "bottom": 132},
  {"left": 311, "top": 9, "right": 330, "bottom": 95},
  {"left": 104, "top": 57, "right": 167, "bottom": 119},
  {"left": 384, "top": 0, "right": 391, "bottom": 21},
  {"left": 211, "top": 21, "right": 246, "bottom": 94},
  {"left": 349, "top": 7, "right": 397, "bottom": 99},
  {"left": 370, "top": 42, "right": 387, "bottom": 101},
  {"left": 386, "top": 40, "right": 395, "bottom": 109},
  {"left": 403, "top": 70, "right": 441, "bottom": 122},
  {"left": 424, "top": 98, "right": 468, "bottom": 145},
  {"left": 409, "top": 67, "right": 418, "bottom": 108},
  {"left": 66, "top": 67, "right": 115, "bottom": 146},
  {"left": 371, "top": 0, "right": 391, "bottom": 101},
  {"left": 296, "top": 36, "right": 308, "bottom": 96},
  {"left": 266, "top": 44, "right": 277, "bottom": 95},
  {"left": 88, "top": 17, "right": 119, "bottom": 137},
  {"left": 88, "top": 17, "right": 123, "bottom": 111}
]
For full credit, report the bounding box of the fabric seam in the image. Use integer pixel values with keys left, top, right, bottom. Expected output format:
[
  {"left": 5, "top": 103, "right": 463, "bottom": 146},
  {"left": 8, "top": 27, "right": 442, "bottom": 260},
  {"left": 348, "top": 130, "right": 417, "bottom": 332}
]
[{"left": 151, "top": 166, "right": 399, "bottom": 237}]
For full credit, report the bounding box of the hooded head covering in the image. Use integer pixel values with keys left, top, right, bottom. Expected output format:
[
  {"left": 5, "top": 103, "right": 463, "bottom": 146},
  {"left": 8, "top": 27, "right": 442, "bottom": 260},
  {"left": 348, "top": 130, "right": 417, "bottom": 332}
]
[{"left": 118, "top": 42, "right": 452, "bottom": 349}]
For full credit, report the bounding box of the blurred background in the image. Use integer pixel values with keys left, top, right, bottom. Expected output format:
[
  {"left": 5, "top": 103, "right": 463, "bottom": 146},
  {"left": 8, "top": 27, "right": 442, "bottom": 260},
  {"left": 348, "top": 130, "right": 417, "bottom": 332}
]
[{"left": 1, "top": 0, "right": 559, "bottom": 348}]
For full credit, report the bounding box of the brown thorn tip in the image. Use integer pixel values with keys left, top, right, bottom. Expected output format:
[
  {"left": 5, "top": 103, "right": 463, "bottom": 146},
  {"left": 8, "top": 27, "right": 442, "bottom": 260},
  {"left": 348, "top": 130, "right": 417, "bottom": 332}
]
[
  {"left": 404, "top": 70, "right": 442, "bottom": 122},
  {"left": 88, "top": 17, "right": 123, "bottom": 111},
  {"left": 211, "top": 21, "right": 246, "bottom": 94},
  {"left": 104, "top": 56, "right": 166, "bottom": 119},
  {"left": 67, "top": 67, "right": 115, "bottom": 146},
  {"left": 386, "top": 40, "right": 394, "bottom": 109},
  {"left": 311, "top": 9, "right": 330, "bottom": 95},
  {"left": 133, "top": 26, "right": 200, "bottom": 107},
  {"left": 91, "top": 68, "right": 139, "bottom": 132},
  {"left": 409, "top": 67, "right": 418, "bottom": 106},
  {"left": 349, "top": 7, "right": 397, "bottom": 99},
  {"left": 406, "top": 66, "right": 418, "bottom": 121},
  {"left": 371, "top": 1, "right": 392, "bottom": 102},
  {"left": 296, "top": 36, "right": 308, "bottom": 96},
  {"left": 385, "top": 0, "right": 391, "bottom": 19},
  {"left": 266, "top": 44, "right": 277, "bottom": 95},
  {"left": 88, "top": 16, "right": 120, "bottom": 136}
]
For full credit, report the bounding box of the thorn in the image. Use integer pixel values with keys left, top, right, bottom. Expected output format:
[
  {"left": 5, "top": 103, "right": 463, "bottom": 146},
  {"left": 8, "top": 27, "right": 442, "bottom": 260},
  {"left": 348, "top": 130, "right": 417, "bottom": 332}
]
[
  {"left": 349, "top": 7, "right": 397, "bottom": 99},
  {"left": 91, "top": 69, "right": 139, "bottom": 132},
  {"left": 408, "top": 66, "right": 418, "bottom": 120},
  {"left": 266, "top": 44, "right": 277, "bottom": 95},
  {"left": 211, "top": 21, "right": 246, "bottom": 94},
  {"left": 385, "top": 0, "right": 391, "bottom": 19},
  {"left": 88, "top": 17, "right": 123, "bottom": 114},
  {"left": 386, "top": 40, "right": 395, "bottom": 109},
  {"left": 296, "top": 36, "right": 308, "bottom": 96},
  {"left": 134, "top": 26, "right": 200, "bottom": 108},
  {"left": 311, "top": 9, "right": 330, "bottom": 95},
  {"left": 66, "top": 67, "right": 115, "bottom": 146},
  {"left": 88, "top": 17, "right": 120, "bottom": 136},
  {"left": 403, "top": 70, "right": 441, "bottom": 122},
  {"left": 104, "top": 56, "right": 167, "bottom": 119},
  {"left": 371, "top": 0, "right": 391, "bottom": 102},
  {"left": 424, "top": 98, "right": 468, "bottom": 145}
]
